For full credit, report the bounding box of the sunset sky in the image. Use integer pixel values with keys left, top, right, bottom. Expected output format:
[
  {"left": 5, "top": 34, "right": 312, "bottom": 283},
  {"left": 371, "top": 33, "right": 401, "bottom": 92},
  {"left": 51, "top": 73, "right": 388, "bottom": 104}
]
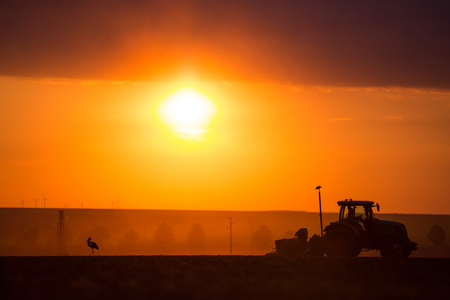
[{"left": 1, "top": 1, "right": 449, "bottom": 214}]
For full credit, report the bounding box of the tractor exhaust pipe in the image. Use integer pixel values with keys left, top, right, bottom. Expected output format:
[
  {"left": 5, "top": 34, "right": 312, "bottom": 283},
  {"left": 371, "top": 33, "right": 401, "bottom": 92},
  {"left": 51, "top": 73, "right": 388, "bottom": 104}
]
[{"left": 315, "top": 186, "right": 323, "bottom": 237}]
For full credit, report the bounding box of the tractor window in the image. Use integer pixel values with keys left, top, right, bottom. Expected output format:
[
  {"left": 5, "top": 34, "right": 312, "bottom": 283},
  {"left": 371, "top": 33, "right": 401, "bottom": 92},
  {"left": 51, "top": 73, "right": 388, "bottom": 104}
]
[
  {"left": 354, "top": 206, "right": 365, "bottom": 220},
  {"left": 341, "top": 205, "right": 365, "bottom": 221},
  {"left": 365, "top": 206, "right": 373, "bottom": 220},
  {"left": 341, "top": 206, "right": 355, "bottom": 220},
  {"left": 339, "top": 206, "right": 346, "bottom": 220}
]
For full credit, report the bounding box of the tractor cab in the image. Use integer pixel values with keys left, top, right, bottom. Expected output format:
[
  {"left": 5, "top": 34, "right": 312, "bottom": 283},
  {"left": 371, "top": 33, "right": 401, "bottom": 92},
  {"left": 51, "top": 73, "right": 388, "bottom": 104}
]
[{"left": 338, "top": 200, "right": 379, "bottom": 226}]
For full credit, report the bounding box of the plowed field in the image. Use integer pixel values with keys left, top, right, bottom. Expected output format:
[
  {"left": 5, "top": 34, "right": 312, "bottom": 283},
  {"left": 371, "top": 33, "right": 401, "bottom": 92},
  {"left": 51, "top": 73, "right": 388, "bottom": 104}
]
[{"left": 1, "top": 256, "right": 448, "bottom": 300}]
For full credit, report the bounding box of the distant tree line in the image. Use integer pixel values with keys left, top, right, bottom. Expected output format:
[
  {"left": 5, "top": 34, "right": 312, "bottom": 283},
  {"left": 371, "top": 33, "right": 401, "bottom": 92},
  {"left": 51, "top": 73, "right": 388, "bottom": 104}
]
[{"left": 427, "top": 224, "right": 446, "bottom": 246}]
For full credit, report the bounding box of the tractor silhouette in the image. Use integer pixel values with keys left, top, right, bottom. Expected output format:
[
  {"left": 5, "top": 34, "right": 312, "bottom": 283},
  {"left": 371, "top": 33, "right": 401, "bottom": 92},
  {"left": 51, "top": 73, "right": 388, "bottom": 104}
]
[{"left": 275, "top": 199, "right": 418, "bottom": 258}]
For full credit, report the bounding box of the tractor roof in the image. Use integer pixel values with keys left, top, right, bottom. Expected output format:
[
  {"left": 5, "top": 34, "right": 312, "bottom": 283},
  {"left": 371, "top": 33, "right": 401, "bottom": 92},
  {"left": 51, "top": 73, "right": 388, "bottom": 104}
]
[{"left": 337, "top": 200, "right": 374, "bottom": 206}]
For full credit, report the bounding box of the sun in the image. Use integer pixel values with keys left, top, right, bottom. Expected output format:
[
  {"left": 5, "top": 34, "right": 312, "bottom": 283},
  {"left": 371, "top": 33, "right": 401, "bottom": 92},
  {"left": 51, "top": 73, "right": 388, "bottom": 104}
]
[{"left": 158, "top": 87, "right": 216, "bottom": 139}]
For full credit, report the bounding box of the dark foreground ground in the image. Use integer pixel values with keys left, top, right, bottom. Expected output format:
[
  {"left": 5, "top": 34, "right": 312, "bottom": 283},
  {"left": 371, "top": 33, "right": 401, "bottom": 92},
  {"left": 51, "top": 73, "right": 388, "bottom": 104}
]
[{"left": 1, "top": 256, "right": 449, "bottom": 300}]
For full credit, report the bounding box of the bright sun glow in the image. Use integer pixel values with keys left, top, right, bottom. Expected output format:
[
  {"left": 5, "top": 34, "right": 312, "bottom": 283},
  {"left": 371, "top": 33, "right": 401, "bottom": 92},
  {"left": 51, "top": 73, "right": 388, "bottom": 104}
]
[{"left": 158, "top": 87, "right": 216, "bottom": 139}]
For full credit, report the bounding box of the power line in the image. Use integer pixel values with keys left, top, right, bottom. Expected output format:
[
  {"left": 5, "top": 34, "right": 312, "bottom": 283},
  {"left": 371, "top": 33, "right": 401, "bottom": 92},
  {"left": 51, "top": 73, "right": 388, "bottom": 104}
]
[{"left": 54, "top": 210, "right": 68, "bottom": 255}]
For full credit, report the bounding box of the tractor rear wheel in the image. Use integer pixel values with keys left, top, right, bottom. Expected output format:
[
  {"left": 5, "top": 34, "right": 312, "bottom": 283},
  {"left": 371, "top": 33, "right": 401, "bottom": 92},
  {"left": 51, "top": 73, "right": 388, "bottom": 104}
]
[{"left": 324, "top": 226, "right": 360, "bottom": 257}]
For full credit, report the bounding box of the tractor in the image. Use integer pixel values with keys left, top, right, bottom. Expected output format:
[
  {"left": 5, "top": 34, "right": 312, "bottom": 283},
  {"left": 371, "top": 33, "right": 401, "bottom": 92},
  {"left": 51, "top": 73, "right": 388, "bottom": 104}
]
[
  {"left": 275, "top": 199, "right": 418, "bottom": 258},
  {"left": 323, "top": 199, "right": 417, "bottom": 258}
]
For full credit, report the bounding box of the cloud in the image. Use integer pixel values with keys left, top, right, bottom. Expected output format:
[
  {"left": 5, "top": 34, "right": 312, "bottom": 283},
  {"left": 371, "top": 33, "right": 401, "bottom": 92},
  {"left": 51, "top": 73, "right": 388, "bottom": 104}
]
[
  {"left": 1, "top": 1, "right": 449, "bottom": 89},
  {"left": 329, "top": 118, "right": 354, "bottom": 122},
  {"left": 385, "top": 116, "right": 404, "bottom": 120},
  {"left": 4, "top": 160, "right": 47, "bottom": 167}
]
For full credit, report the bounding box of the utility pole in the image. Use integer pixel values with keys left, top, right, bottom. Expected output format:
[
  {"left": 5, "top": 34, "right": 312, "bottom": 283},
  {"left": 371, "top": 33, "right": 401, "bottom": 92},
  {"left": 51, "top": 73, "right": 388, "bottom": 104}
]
[
  {"left": 315, "top": 186, "right": 323, "bottom": 237},
  {"left": 227, "top": 217, "right": 233, "bottom": 255}
]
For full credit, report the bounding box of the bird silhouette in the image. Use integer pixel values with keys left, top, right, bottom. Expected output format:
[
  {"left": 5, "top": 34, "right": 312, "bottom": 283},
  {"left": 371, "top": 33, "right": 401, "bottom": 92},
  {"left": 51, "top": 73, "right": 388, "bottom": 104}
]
[{"left": 86, "top": 237, "right": 99, "bottom": 256}]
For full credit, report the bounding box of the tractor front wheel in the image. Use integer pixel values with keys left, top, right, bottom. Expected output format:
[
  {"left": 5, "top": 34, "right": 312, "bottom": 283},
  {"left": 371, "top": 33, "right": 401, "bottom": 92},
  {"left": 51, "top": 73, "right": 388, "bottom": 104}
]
[
  {"left": 380, "top": 236, "right": 411, "bottom": 258},
  {"left": 324, "top": 226, "right": 360, "bottom": 257}
]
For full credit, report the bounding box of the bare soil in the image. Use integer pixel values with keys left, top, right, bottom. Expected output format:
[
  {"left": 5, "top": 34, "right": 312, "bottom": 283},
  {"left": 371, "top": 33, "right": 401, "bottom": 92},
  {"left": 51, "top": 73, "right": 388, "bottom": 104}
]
[{"left": 1, "top": 256, "right": 448, "bottom": 300}]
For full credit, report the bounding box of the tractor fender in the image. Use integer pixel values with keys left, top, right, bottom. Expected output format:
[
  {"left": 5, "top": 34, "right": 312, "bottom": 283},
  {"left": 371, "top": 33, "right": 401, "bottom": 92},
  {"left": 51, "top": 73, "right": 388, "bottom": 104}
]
[{"left": 324, "top": 222, "right": 361, "bottom": 239}]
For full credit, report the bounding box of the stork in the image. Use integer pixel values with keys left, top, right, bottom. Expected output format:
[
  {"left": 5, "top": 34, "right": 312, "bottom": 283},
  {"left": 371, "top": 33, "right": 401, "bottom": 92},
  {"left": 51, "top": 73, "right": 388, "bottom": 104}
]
[{"left": 86, "top": 237, "right": 99, "bottom": 256}]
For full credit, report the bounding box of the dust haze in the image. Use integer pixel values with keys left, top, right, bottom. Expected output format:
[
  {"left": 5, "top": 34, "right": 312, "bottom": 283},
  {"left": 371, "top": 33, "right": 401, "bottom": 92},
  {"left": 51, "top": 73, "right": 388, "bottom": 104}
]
[{"left": 1, "top": 208, "right": 448, "bottom": 257}]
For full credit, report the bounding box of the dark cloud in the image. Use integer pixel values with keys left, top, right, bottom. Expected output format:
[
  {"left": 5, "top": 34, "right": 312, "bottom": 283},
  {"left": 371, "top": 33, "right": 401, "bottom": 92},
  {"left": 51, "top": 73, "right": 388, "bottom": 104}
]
[{"left": 1, "top": 0, "right": 449, "bottom": 88}]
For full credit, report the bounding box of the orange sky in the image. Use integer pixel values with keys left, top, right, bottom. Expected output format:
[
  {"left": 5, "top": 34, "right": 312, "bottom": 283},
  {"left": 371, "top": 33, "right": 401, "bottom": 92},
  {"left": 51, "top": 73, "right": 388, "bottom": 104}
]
[{"left": 1, "top": 1, "right": 449, "bottom": 214}]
